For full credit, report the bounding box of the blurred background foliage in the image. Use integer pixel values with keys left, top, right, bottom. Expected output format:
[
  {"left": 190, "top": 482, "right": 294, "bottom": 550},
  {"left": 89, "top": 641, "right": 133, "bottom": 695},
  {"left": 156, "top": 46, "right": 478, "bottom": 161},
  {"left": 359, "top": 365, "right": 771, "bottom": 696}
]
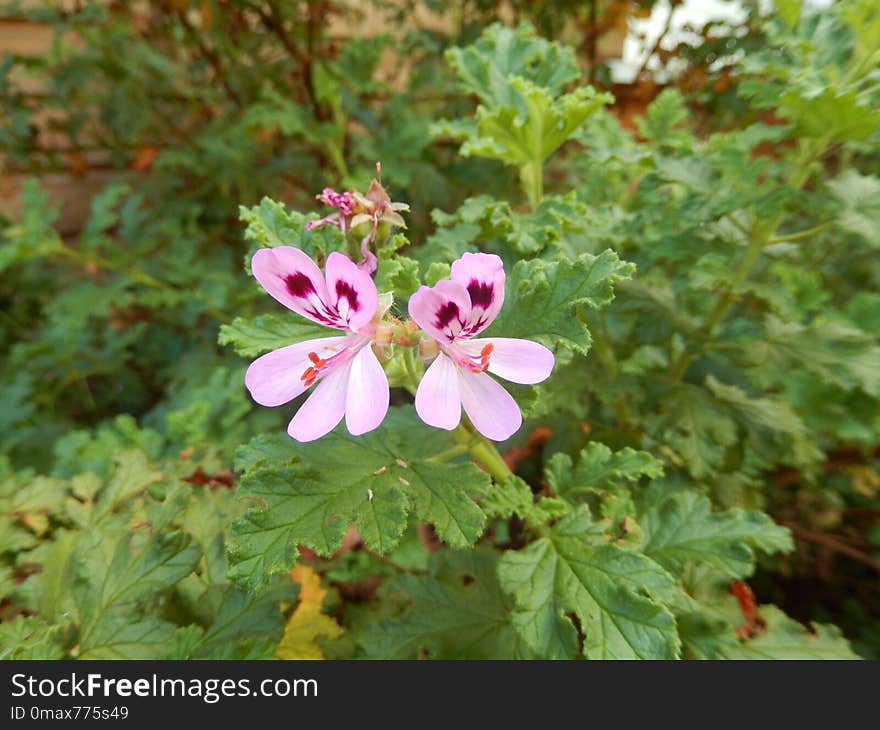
[{"left": 1, "top": 0, "right": 879, "bottom": 659}]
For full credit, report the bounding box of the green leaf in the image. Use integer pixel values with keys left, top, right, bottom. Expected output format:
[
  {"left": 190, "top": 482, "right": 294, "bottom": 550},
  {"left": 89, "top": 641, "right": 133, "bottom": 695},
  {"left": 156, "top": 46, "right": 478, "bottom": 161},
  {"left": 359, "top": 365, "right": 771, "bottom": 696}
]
[
  {"left": 720, "top": 606, "right": 860, "bottom": 659},
  {"left": 438, "top": 81, "right": 612, "bottom": 176},
  {"left": 662, "top": 384, "right": 739, "bottom": 479},
  {"left": 745, "top": 315, "right": 880, "bottom": 396},
  {"left": 498, "top": 509, "right": 681, "bottom": 659},
  {"left": 636, "top": 89, "right": 695, "bottom": 151},
  {"left": 0, "top": 616, "right": 65, "bottom": 660},
  {"left": 782, "top": 87, "right": 880, "bottom": 143},
  {"left": 374, "top": 255, "right": 420, "bottom": 304},
  {"left": 641, "top": 492, "right": 793, "bottom": 579},
  {"left": 229, "top": 408, "right": 489, "bottom": 589},
  {"left": 239, "top": 197, "right": 305, "bottom": 248},
  {"left": 92, "top": 450, "right": 165, "bottom": 522},
  {"left": 828, "top": 170, "right": 880, "bottom": 247},
  {"left": 705, "top": 376, "right": 821, "bottom": 471},
  {"left": 239, "top": 197, "right": 345, "bottom": 259},
  {"left": 774, "top": 0, "right": 802, "bottom": 29},
  {"left": 189, "top": 583, "right": 293, "bottom": 659},
  {"left": 78, "top": 612, "right": 178, "bottom": 660},
  {"left": 477, "top": 475, "right": 569, "bottom": 527},
  {"left": 76, "top": 529, "right": 201, "bottom": 624},
  {"left": 0, "top": 179, "right": 63, "bottom": 273},
  {"left": 445, "top": 22, "right": 581, "bottom": 107},
  {"left": 546, "top": 442, "right": 664, "bottom": 500},
  {"left": 489, "top": 250, "right": 635, "bottom": 356},
  {"left": 360, "top": 548, "right": 532, "bottom": 659},
  {"left": 218, "top": 313, "right": 336, "bottom": 358},
  {"left": 427, "top": 193, "right": 593, "bottom": 258}
]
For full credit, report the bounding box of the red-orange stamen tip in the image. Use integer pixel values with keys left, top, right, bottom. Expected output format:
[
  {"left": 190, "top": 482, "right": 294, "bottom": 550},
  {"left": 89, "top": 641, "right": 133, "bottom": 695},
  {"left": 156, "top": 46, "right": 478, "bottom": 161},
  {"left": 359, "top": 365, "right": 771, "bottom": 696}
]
[
  {"left": 300, "top": 366, "right": 319, "bottom": 385},
  {"left": 308, "top": 352, "right": 326, "bottom": 367}
]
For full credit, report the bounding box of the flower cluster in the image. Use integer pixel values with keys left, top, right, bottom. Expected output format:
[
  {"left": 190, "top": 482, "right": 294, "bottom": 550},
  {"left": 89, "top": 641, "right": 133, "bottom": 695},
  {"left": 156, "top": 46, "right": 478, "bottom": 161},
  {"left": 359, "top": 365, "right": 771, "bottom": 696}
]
[
  {"left": 245, "top": 190, "right": 553, "bottom": 443},
  {"left": 305, "top": 177, "right": 408, "bottom": 274}
]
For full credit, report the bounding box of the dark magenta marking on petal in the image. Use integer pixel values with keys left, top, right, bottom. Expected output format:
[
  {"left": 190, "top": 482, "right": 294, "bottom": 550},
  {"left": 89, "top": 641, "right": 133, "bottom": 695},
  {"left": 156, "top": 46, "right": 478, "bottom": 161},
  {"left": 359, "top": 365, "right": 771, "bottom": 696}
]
[
  {"left": 434, "top": 301, "right": 460, "bottom": 330},
  {"left": 284, "top": 272, "right": 316, "bottom": 298},
  {"left": 335, "top": 279, "right": 360, "bottom": 312},
  {"left": 467, "top": 280, "right": 494, "bottom": 309}
]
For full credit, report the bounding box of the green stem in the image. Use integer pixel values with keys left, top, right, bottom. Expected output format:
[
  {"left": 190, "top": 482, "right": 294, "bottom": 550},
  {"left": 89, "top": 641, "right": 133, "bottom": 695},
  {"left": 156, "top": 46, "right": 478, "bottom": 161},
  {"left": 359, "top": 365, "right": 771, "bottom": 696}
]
[
  {"left": 668, "top": 135, "right": 830, "bottom": 381},
  {"left": 521, "top": 161, "right": 543, "bottom": 209},
  {"left": 769, "top": 222, "right": 829, "bottom": 244},
  {"left": 425, "top": 443, "right": 470, "bottom": 463},
  {"left": 401, "top": 346, "right": 421, "bottom": 395},
  {"left": 453, "top": 423, "right": 513, "bottom": 484}
]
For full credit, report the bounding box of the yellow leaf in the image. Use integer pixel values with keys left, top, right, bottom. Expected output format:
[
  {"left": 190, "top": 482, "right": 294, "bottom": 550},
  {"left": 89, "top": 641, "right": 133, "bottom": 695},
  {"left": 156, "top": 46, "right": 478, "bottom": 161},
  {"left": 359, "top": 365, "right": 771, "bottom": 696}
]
[
  {"left": 276, "top": 565, "right": 344, "bottom": 660},
  {"left": 19, "top": 512, "right": 49, "bottom": 536},
  {"left": 845, "top": 465, "right": 880, "bottom": 498}
]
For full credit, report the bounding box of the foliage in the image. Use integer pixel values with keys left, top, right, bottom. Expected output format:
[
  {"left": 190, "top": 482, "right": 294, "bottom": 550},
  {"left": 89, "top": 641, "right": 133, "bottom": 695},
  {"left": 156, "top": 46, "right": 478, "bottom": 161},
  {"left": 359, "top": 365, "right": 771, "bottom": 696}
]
[{"left": 2, "top": 1, "right": 878, "bottom": 660}]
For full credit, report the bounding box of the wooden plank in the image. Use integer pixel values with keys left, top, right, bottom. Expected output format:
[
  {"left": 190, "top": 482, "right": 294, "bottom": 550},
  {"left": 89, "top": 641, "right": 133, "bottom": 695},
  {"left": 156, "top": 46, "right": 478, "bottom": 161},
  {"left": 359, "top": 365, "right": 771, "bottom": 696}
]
[{"left": 0, "top": 19, "right": 53, "bottom": 56}]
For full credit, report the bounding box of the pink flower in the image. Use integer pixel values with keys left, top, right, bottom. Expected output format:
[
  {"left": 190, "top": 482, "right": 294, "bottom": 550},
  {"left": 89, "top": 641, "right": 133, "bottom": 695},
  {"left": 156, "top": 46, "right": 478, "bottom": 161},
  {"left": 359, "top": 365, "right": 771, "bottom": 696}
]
[
  {"left": 304, "top": 188, "right": 357, "bottom": 233},
  {"left": 245, "top": 246, "right": 390, "bottom": 442},
  {"left": 305, "top": 179, "right": 409, "bottom": 275},
  {"left": 408, "top": 252, "right": 554, "bottom": 441}
]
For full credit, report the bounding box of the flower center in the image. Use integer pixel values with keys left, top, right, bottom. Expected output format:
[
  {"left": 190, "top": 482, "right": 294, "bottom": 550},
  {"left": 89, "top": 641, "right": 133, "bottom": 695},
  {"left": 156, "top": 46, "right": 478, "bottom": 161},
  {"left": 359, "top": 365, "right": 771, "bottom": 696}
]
[
  {"left": 298, "top": 336, "right": 370, "bottom": 387},
  {"left": 455, "top": 343, "right": 493, "bottom": 373}
]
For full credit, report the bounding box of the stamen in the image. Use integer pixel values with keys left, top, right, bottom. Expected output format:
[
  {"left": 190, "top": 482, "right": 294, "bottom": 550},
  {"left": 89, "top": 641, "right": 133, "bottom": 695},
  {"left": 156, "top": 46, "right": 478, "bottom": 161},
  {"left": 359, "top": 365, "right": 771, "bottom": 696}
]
[
  {"left": 300, "top": 366, "right": 319, "bottom": 387},
  {"left": 301, "top": 350, "right": 331, "bottom": 386},
  {"left": 464, "top": 343, "right": 494, "bottom": 373}
]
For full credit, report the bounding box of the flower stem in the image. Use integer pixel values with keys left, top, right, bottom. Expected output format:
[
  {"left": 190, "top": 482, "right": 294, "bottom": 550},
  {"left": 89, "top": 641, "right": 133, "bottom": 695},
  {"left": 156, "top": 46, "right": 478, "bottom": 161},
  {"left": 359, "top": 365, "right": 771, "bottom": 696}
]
[
  {"left": 401, "top": 346, "right": 421, "bottom": 395},
  {"left": 453, "top": 423, "right": 513, "bottom": 484},
  {"left": 425, "top": 443, "right": 470, "bottom": 463}
]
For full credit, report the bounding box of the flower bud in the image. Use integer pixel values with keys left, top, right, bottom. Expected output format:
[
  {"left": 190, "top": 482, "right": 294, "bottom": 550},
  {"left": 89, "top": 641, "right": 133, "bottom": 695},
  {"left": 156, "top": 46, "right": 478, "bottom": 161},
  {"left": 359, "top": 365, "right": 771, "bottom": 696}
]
[
  {"left": 374, "top": 323, "right": 394, "bottom": 347},
  {"left": 418, "top": 335, "right": 439, "bottom": 362}
]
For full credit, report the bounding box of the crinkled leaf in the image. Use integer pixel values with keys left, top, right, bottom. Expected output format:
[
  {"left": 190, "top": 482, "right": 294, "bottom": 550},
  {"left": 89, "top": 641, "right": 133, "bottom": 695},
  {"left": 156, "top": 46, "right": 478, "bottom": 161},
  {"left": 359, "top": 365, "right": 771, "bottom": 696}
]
[
  {"left": 489, "top": 250, "right": 635, "bottom": 355},
  {"left": 498, "top": 508, "right": 681, "bottom": 659},
  {"left": 641, "top": 492, "right": 793, "bottom": 579},
  {"left": 705, "top": 376, "right": 822, "bottom": 471},
  {"left": 445, "top": 22, "right": 580, "bottom": 107},
  {"left": 219, "top": 313, "right": 335, "bottom": 358},
  {"left": 745, "top": 315, "right": 880, "bottom": 396},
  {"left": 828, "top": 170, "right": 880, "bottom": 247},
  {"left": 229, "top": 408, "right": 489, "bottom": 590},
  {"left": 360, "top": 548, "right": 531, "bottom": 659},
  {"left": 720, "top": 606, "right": 860, "bottom": 659},
  {"left": 546, "top": 442, "right": 664, "bottom": 500}
]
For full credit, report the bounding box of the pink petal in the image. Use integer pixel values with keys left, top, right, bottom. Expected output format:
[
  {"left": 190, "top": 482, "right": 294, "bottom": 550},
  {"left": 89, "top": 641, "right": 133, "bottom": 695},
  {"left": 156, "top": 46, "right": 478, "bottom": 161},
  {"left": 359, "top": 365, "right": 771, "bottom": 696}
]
[
  {"left": 450, "top": 252, "right": 506, "bottom": 335},
  {"left": 458, "top": 370, "right": 522, "bottom": 441},
  {"left": 408, "top": 281, "right": 471, "bottom": 344},
  {"left": 287, "top": 359, "right": 352, "bottom": 442},
  {"left": 324, "top": 251, "right": 378, "bottom": 333},
  {"left": 345, "top": 345, "right": 389, "bottom": 435},
  {"left": 415, "top": 352, "right": 462, "bottom": 431},
  {"left": 251, "top": 246, "right": 343, "bottom": 329},
  {"left": 245, "top": 335, "right": 350, "bottom": 407},
  {"left": 460, "top": 337, "right": 554, "bottom": 384}
]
